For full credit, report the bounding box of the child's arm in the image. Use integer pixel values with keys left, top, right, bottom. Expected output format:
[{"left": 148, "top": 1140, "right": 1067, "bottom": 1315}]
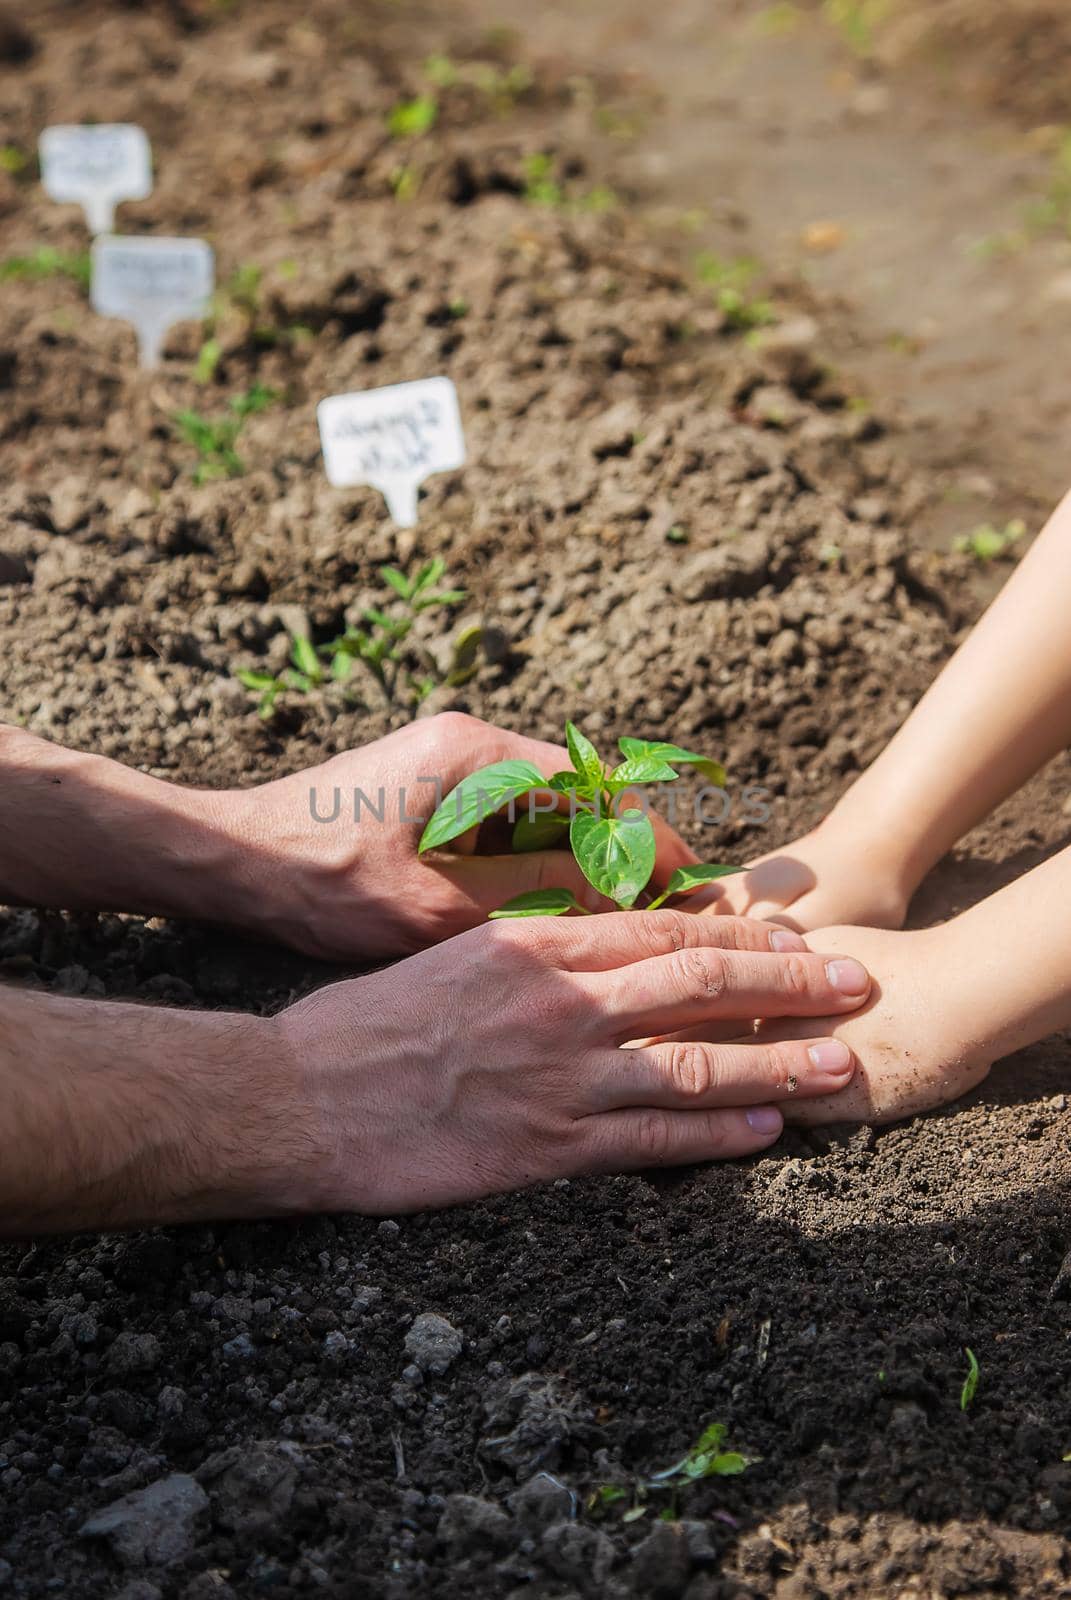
[{"left": 717, "top": 488, "right": 1071, "bottom": 929}]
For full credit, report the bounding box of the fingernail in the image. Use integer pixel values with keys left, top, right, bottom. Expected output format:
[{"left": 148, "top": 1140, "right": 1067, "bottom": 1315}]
[
  {"left": 826, "top": 958, "right": 869, "bottom": 996},
  {"left": 746, "top": 1106, "right": 783, "bottom": 1136},
  {"left": 807, "top": 1039, "right": 853, "bottom": 1074},
  {"left": 769, "top": 929, "right": 806, "bottom": 952}
]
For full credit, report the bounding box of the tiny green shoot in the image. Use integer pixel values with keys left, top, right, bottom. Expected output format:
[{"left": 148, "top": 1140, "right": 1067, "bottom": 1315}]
[
  {"left": 172, "top": 383, "right": 277, "bottom": 483},
  {"left": 588, "top": 1422, "right": 754, "bottom": 1522},
  {"left": 388, "top": 95, "right": 438, "bottom": 139},
  {"left": 960, "top": 1347, "right": 980, "bottom": 1411},
  {"left": 419, "top": 723, "right": 738, "bottom": 916},
  {"left": 236, "top": 560, "right": 476, "bottom": 718},
  {"left": 953, "top": 519, "right": 1026, "bottom": 562},
  {"left": 695, "top": 251, "right": 775, "bottom": 332},
  {"left": 0, "top": 246, "right": 91, "bottom": 289}
]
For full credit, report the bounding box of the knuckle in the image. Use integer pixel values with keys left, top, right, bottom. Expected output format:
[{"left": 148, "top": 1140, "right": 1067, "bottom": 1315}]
[
  {"left": 666, "top": 1042, "right": 716, "bottom": 1100},
  {"left": 428, "top": 709, "right": 480, "bottom": 741},
  {"left": 779, "top": 953, "right": 814, "bottom": 1001},
  {"left": 669, "top": 947, "right": 726, "bottom": 1004},
  {"left": 633, "top": 1109, "right": 675, "bottom": 1165},
  {"left": 625, "top": 910, "right": 687, "bottom": 955}
]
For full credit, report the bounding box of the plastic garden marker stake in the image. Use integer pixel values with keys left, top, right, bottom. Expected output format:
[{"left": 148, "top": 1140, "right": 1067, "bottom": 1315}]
[
  {"left": 90, "top": 236, "right": 214, "bottom": 368},
  {"left": 317, "top": 377, "right": 466, "bottom": 527},
  {"left": 39, "top": 124, "right": 152, "bottom": 236}
]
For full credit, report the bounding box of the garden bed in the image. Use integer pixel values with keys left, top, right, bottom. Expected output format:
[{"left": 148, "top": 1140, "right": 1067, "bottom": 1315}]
[{"left": 1, "top": 2, "right": 1070, "bottom": 1596}]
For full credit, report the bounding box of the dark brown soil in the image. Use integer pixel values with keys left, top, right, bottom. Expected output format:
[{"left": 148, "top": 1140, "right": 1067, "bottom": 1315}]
[{"left": 2, "top": 3, "right": 1071, "bottom": 1597}]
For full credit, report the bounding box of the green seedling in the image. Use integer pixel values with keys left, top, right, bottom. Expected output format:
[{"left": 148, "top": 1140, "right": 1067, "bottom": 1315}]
[
  {"left": 388, "top": 95, "right": 438, "bottom": 139},
  {"left": 172, "top": 382, "right": 277, "bottom": 484},
  {"left": 695, "top": 251, "right": 775, "bottom": 332},
  {"left": 523, "top": 152, "right": 564, "bottom": 207},
  {"left": 237, "top": 633, "right": 323, "bottom": 720},
  {"left": 953, "top": 519, "right": 1026, "bottom": 562},
  {"left": 960, "top": 1348, "right": 980, "bottom": 1411},
  {"left": 588, "top": 1423, "right": 753, "bottom": 1522},
  {"left": 193, "top": 336, "right": 222, "bottom": 384},
  {"left": 328, "top": 558, "right": 471, "bottom": 704},
  {"left": 419, "top": 722, "right": 739, "bottom": 917},
  {"left": 236, "top": 561, "right": 476, "bottom": 719},
  {"left": 0, "top": 145, "right": 29, "bottom": 175},
  {"left": 391, "top": 164, "right": 420, "bottom": 201},
  {"left": 0, "top": 246, "right": 90, "bottom": 289}
]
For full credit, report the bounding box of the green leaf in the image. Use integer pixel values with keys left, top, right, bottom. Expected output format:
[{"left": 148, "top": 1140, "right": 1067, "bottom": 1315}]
[
  {"left": 379, "top": 566, "right": 413, "bottom": 600},
  {"left": 363, "top": 606, "right": 403, "bottom": 631},
  {"left": 566, "top": 722, "right": 604, "bottom": 792},
  {"left": 570, "top": 808, "right": 656, "bottom": 908},
  {"left": 692, "top": 1423, "right": 729, "bottom": 1454},
  {"left": 388, "top": 94, "right": 438, "bottom": 138},
  {"left": 961, "top": 1347, "right": 980, "bottom": 1411},
  {"left": 548, "top": 769, "right": 582, "bottom": 794},
  {"left": 415, "top": 589, "right": 467, "bottom": 610},
  {"left": 512, "top": 811, "right": 570, "bottom": 852},
  {"left": 419, "top": 759, "right": 546, "bottom": 853},
  {"left": 618, "top": 738, "right": 726, "bottom": 787},
  {"left": 412, "top": 557, "right": 445, "bottom": 595},
  {"left": 290, "top": 634, "right": 321, "bottom": 678},
  {"left": 237, "top": 669, "right": 278, "bottom": 690},
  {"left": 282, "top": 669, "right": 312, "bottom": 692},
  {"left": 706, "top": 1452, "right": 747, "bottom": 1477},
  {"left": 608, "top": 758, "right": 680, "bottom": 787},
  {"left": 330, "top": 651, "right": 354, "bottom": 682},
  {"left": 646, "top": 862, "right": 743, "bottom": 912},
  {"left": 488, "top": 888, "right": 580, "bottom": 919}
]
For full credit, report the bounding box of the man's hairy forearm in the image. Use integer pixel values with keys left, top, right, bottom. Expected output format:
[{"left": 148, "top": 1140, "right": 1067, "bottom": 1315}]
[
  {"left": 0, "top": 724, "right": 257, "bottom": 924},
  {"left": 0, "top": 986, "right": 317, "bottom": 1234}
]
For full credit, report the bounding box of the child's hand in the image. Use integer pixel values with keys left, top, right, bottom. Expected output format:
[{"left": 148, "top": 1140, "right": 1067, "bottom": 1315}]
[{"left": 706, "top": 823, "right": 913, "bottom": 934}]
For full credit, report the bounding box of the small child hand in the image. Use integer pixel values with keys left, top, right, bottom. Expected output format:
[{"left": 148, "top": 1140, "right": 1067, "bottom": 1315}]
[{"left": 707, "top": 824, "right": 913, "bottom": 934}]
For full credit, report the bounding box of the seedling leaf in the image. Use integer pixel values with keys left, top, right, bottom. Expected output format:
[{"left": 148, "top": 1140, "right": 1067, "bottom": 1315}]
[
  {"left": 290, "top": 635, "right": 321, "bottom": 679},
  {"left": 446, "top": 623, "right": 483, "bottom": 687},
  {"left": 379, "top": 566, "right": 413, "bottom": 600},
  {"left": 566, "top": 722, "right": 604, "bottom": 792},
  {"left": 489, "top": 888, "right": 581, "bottom": 919},
  {"left": 646, "top": 862, "right": 744, "bottom": 912},
  {"left": 961, "top": 1347, "right": 980, "bottom": 1411},
  {"left": 618, "top": 738, "right": 726, "bottom": 786},
  {"left": 512, "top": 811, "right": 570, "bottom": 852},
  {"left": 419, "top": 760, "right": 546, "bottom": 852},
  {"left": 571, "top": 808, "right": 656, "bottom": 908},
  {"left": 608, "top": 757, "right": 680, "bottom": 787}
]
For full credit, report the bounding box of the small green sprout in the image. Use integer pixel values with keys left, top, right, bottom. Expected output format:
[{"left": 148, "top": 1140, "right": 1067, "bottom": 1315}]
[
  {"left": 0, "top": 145, "right": 28, "bottom": 174},
  {"left": 193, "top": 336, "right": 222, "bottom": 384},
  {"left": 588, "top": 1423, "right": 754, "bottom": 1522},
  {"left": 235, "top": 560, "right": 475, "bottom": 719},
  {"left": 390, "top": 165, "right": 420, "bottom": 201},
  {"left": 0, "top": 246, "right": 90, "bottom": 289},
  {"left": 172, "top": 383, "right": 277, "bottom": 484},
  {"left": 388, "top": 95, "right": 438, "bottom": 139},
  {"left": 953, "top": 519, "right": 1026, "bottom": 562},
  {"left": 960, "top": 1348, "right": 980, "bottom": 1411},
  {"left": 523, "top": 152, "right": 564, "bottom": 207},
  {"left": 420, "top": 723, "right": 738, "bottom": 916},
  {"left": 695, "top": 251, "right": 775, "bottom": 332},
  {"left": 237, "top": 633, "right": 324, "bottom": 720}
]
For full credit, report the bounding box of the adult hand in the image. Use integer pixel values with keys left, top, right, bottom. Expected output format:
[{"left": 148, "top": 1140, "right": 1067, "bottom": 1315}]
[
  {"left": 226, "top": 712, "right": 700, "bottom": 960},
  {"left": 281, "top": 911, "right": 871, "bottom": 1212}
]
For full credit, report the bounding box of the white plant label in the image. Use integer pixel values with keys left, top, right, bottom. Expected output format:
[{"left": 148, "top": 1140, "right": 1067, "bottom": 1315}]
[
  {"left": 39, "top": 124, "right": 152, "bottom": 236},
  {"left": 90, "top": 236, "right": 214, "bottom": 368},
  {"left": 317, "top": 377, "right": 466, "bottom": 526}
]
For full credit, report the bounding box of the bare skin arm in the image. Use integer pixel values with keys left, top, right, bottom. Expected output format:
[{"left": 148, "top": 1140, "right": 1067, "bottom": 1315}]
[
  {"left": 715, "top": 489, "right": 1071, "bottom": 929},
  {"left": 0, "top": 914, "right": 871, "bottom": 1235}
]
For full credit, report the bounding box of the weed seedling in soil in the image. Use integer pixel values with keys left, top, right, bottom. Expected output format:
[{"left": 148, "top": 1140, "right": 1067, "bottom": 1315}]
[
  {"left": 588, "top": 1423, "right": 753, "bottom": 1523},
  {"left": 695, "top": 251, "right": 775, "bottom": 332},
  {"left": 236, "top": 560, "right": 476, "bottom": 719},
  {"left": 237, "top": 633, "right": 323, "bottom": 721},
  {"left": 961, "top": 1348, "right": 980, "bottom": 1411},
  {"left": 388, "top": 95, "right": 438, "bottom": 139},
  {"left": 326, "top": 559, "right": 473, "bottom": 705},
  {"left": 172, "top": 382, "right": 277, "bottom": 484},
  {"left": 419, "top": 721, "right": 740, "bottom": 917},
  {"left": 0, "top": 246, "right": 90, "bottom": 290},
  {"left": 953, "top": 519, "right": 1026, "bottom": 562}
]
